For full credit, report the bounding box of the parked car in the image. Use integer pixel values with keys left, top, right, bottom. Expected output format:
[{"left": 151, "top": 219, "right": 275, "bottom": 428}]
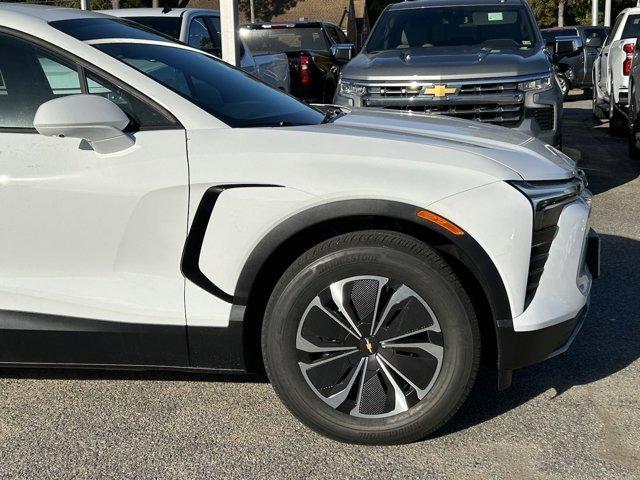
[
  {"left": 334, "top": 0, "right": 564, "bottom": 148},
  {"left": 625, "top": 37, "right": 640, "bottom": 158},
  {"left": 0, "top": 4, "right": 599, "bottom": 445},
  {"left": 542, "top": 26, "right": 609, "bottom": 97},
  {"left": 593, "top": 7, "right": 640, "bottom": 136},
  {"left": 241, "top": 21, "right": 355, "bottom": 103},
  {"left": 103, "top": 8, "right": 291, "bottom": 92}
]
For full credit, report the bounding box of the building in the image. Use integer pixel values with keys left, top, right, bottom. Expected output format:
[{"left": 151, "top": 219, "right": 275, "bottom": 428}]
[{"left": 189, "top": 0, "right": 399, "bottom": 48}]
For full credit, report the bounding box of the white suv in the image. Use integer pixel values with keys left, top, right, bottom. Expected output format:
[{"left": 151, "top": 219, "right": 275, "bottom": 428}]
[
  {"left": 0, "top": 5, "right": 599, "bottom": 444},
  {"left": 593, "top": 7, "right": 640, "bottom": 135}
]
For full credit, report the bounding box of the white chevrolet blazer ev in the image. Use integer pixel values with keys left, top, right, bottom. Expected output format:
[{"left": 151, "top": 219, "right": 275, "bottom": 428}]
[{"left": 0, "top": 5, "right": 600, "bottom": 444}]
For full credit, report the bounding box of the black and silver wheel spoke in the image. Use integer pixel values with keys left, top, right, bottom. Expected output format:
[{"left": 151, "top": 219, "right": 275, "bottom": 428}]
[{"left": 297, "top": 276, "right": 444, "bottom": 418}]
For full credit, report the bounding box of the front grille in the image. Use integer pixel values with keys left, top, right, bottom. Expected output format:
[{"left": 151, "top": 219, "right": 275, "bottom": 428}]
[
  {"left": 530, "top": 107, "right": 555, "bottom": 131},
  {"left": 383, "top": 103, "right": 523, "bottom": 125},
  {"left": 364, "top": 80, "right": 525, "bottom": 126},
  {"left": 458, "top": 82, "right": 519, "bottom": 95},
  {"left": 526, "top": 226, "right": 557, "bottom": 306}
]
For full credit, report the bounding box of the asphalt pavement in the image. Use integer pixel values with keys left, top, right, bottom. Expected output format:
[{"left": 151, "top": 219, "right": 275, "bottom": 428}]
[{"left": 0, "top": 94, "right": 638, "bottom": 479}]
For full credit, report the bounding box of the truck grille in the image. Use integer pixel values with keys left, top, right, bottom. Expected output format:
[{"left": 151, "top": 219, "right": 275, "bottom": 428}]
[
  {"left": 364, "top": 80, "right": 525, "bottom": 126},
  {"left": 384, "top": 103, "right": 523, "bottom": 125},
  {"left": 458, "top": 82, "right": 519, "bottom": 95}
]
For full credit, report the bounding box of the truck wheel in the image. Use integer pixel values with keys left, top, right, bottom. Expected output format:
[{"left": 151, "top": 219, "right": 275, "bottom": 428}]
[
  {"left": 557, "top": 73, "right": 570, "bottom": 99},
  {"left": 629, "top": 84, "right": 640, "bottom": 159},
  {"left": 592, "top": 81, "right": 607, "bottom": 120},
  {"left": 262, "top": 230, "right": 480, "bottom": 444},
  {"left": 609, "top": 105, "right": 626, "bottom": 138}
]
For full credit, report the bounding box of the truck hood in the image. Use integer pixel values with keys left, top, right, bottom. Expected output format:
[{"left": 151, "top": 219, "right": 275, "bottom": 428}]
[
  {"left": 342, "top": 46, "right": 551, "bottom": 81},
  {"left": 324, "top": 109, "right": 577, "bottom": 181}
]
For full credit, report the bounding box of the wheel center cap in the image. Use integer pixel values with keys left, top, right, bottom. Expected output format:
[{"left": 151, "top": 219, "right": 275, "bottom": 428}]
[{"left": 360, "top": 337, "right": 379, "bottom": 355}]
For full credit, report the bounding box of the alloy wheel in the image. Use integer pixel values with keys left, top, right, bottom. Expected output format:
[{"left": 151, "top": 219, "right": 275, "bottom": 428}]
[{"left": 296, "top": 275, "right": 444, "bottom": 418}]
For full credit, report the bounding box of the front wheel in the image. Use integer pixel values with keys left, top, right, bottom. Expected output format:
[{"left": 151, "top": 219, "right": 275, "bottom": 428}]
[
  {"left": 629, "top": 83, "right": 640, "bottom": 159},
  {"left": 262, "top": 231, "right": 480, "bottom": 444},
  {"left": 557, "top": 73, "right": 570, "bottom": 99}
]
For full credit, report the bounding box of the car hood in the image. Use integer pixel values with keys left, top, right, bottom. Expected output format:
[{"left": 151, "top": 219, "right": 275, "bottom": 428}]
[
  {"left": 342, "top": 46, "right": 551, "bottom": 81},
  {"left": 319, "top": 109, "right": 577, "bottom": 181}
]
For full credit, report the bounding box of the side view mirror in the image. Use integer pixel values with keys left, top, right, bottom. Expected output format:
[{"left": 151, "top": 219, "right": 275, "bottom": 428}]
[
  {"left": 331, "top": 43, "right": 356, "bottom": 62},
  {"left": 544, "top": 40, "right": 556, "bottom": 55},
  {"left": 34, "top": 95, "right": 134, "bottom": 155},
  {"left": 585, "top": 36, "right": 602, "bottom": 48}
]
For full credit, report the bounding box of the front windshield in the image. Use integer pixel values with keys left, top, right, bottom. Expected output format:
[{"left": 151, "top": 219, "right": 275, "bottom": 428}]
[
  {"left": 367, "top": 5, "right": 538, "bottom": 52},
  {"left": 125, "top": 17, "right": 182, "bottom": 40},
  {"left": 240, "top": 27, "right": 329, "bottom": 54},
  {"left": 95, "top": 43, "right": 325, "bottom": 128}
]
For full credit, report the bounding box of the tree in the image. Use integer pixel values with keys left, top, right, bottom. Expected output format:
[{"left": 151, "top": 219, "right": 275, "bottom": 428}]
[
  {"left": 528, "top": 0, "right": 637, "bottom": 28},
  {"left": 238, "top": 0, "right": 306, "bottom": 22}
]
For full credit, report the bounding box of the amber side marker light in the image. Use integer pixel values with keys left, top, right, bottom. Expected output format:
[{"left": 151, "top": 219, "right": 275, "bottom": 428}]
[{"left": 417, "top": 210, "right": 465, "bottom": 236}]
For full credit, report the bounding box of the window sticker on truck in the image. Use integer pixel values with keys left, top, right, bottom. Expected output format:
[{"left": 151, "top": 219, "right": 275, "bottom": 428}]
[{"left": 488, "top": 12, "right": 504, "bottom": 21}]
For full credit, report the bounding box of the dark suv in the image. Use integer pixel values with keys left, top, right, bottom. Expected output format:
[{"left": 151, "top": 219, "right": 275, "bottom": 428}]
[
  {"left": 241, "top": 21, "right": 355, "bottom": 103},
  {"left": 542, "top": 26, "right": 609, "bottom": 96}
]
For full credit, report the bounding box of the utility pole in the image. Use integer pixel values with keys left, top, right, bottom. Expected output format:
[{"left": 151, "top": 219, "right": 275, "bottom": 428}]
[
  {"left": 604, "top": 0, "right": 612, "bottom": 27},
  {"left": 80, "top": 0, "right": 91, "bottom": 10},
  {"left": 250, "top": 0, "right": 256, "bottom": 23},
  {"left": 592, "top": 0, "right": 599, "bottom": 26},
  {"left": 558, "top": 0, "right": 565, "bottom": 28},
  {"left": 111, "top": 0, "right": 121, "bottom": 8},
  {"left": 220, "top": 0, "right": 240, "bottom": 67},
  {"left": 152, "top": 0, "right": 160, "bottom": 8}
]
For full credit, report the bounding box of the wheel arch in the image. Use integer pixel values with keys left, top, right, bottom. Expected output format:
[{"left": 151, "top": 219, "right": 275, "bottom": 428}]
[{"left": 234, "top": 199, "right": 511, "bottom": 371}]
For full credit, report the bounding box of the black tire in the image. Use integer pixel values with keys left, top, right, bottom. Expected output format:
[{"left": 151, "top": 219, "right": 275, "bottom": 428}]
[
  {"left": 558, "top": 73, "right": 570, "bottom": 100},
  {"left": 610, "top": 104, "right": 627, "bottom": 137},
  {"left": 592, "top": 82, "right": 607, "bottom": 120},
  {"left": 262, "top": 230, "right": 481, "bottom": 445},
  {"left": 628, "top": 83, "right": 640, "bottom": 159}
]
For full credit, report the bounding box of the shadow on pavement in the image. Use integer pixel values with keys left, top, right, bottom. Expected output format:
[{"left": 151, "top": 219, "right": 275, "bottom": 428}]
[
  {"left": 562, "top": 93, "right": 640, "bottom": 195},
  {"left": 439, "top": 232, "right": 640, "bottom": 436}
]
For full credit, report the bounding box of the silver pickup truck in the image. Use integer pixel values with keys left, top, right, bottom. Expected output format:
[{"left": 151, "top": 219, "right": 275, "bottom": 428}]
[
  {"left": 334, "top": 0, "right": 563, "bottom": 147},
  {"left": 104, "top": 8, "right": 291, "bottom": 92}
]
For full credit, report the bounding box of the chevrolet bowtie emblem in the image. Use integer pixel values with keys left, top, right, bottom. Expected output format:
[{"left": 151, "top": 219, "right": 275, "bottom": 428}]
[
  {"left": 424, "top": 84, "right": 458, "bottom": 97},
  {"left": 365, "top": 339, "right": 374, "bottom": 354}
]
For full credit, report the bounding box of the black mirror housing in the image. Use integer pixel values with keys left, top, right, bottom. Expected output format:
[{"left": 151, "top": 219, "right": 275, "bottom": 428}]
[{"left": 331, "top": 43, "right": 356, "bottom": 62}]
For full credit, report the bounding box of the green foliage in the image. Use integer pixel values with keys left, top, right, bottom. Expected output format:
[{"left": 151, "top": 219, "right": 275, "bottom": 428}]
[
  {"left": 238, "top": 0, "right": 305, "bottom": 22},
  {"left": 529, "top": 0, "right": 638, "bottom": 28}
]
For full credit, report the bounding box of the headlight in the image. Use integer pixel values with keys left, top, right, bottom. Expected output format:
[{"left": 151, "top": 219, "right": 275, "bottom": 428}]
[
  {"left": 519, "top": 75, "right": 553, "bottom": 92},
  {"left": 338, "top": 79, "right": 367, "bottom": 96}
]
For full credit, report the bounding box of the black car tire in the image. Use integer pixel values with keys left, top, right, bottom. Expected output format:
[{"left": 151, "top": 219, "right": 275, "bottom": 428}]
[
  {"left": 628, "top": 83, "right": 640, "bottom": 159},
  {"left": 610, "top": 104, "right": 627, "bottom": 137},
  {"left": 558, "top": 73, "right": 570, "bottom": 99},
  {"left": 262, "top": 230, "right": 480, "bottom": 445},
  {"left": 592, "top": 81, "right": 607, "bottom": 120}
]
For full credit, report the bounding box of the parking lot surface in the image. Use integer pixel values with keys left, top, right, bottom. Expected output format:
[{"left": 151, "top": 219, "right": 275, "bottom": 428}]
[{"left": 0, "top": 96, "right": 638, "bottom": 480}]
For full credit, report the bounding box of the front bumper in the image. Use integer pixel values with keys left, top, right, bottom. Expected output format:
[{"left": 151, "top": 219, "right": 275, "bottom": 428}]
[
  {"left": 498, "top": 304, "right": 587, "bottom": 372},
  {"left": 497, "top": 220, "right": 600, "bottom": 387}
]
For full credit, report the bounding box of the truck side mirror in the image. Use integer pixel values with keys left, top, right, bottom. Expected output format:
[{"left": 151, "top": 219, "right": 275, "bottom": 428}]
[
  {"left": 331, "top": 44, "right": 356, "bottom": 62},
  {"left": 585, "top": 36, "right": 602, "bottom": 48}
]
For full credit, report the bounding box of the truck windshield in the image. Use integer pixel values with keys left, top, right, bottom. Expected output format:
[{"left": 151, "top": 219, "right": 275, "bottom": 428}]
[
  {"left": 367, "top": 5, "right": 538, "bottom": 52},
  {"left": 621, "top": 15, "right": 640, "bottom": 39},
  {"left": 94, "top": 42, "right": 325, "bottom": 128},
  {"left": 240, "top": 27, "right": 329, "bottom": 55},
  {"left": 125, "top": 17, "right": 182, "bottom": 40}
]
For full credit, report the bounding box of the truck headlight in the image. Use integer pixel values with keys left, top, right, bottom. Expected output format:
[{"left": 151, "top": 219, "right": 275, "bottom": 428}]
[
  {"left": 519, "top": 75, "right": 553, "bottom": 92},
  {"left": 338, "top": 79, "right": 367, "bottom": 96}
]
